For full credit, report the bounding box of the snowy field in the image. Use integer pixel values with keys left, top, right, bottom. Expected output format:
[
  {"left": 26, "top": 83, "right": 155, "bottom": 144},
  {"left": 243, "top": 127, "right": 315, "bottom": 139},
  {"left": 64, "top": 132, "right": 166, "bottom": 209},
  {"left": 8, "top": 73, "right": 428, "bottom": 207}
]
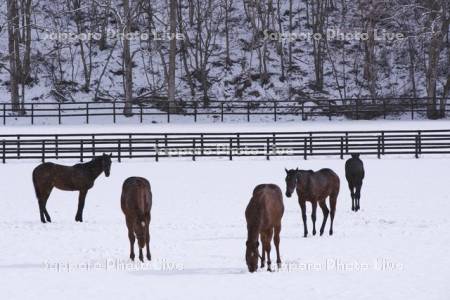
[{"left": 0, "top": 157, "right": 449, "bottom": 299}]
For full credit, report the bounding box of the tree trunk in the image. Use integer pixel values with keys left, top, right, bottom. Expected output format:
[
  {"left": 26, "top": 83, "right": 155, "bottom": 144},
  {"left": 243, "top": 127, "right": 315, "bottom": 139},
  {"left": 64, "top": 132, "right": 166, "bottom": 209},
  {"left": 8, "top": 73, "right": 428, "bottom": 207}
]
[
  {"left": 168, "top": 0, "right": 177, "bottom": 104},
  {"left": 123, "top": 0, "right": 133, "bottom": 116}
]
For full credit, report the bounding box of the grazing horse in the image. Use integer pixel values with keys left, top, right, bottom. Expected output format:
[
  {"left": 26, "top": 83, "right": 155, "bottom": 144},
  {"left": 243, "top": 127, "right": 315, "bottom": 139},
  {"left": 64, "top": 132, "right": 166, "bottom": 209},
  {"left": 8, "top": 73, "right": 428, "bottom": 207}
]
[
  {"left": 121, "top": 177, "right": 152, "bottom": 262},
  {"left": 285, "top": 168, "right": 339, "bottom": 237},
  {"left": 345, "top": 154, "right": 365, "bottom": 212},
  {"left": 32, "top": 153, "right": 112, "bottom": 223},
  {"left": 245, "top": 184, "right": 284, "bottom": 273}
]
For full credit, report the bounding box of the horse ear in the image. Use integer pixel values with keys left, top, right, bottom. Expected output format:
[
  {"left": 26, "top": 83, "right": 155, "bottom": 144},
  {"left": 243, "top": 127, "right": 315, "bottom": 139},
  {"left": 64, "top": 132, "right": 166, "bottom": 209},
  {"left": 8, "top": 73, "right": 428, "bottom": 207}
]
[
  {"left": 109, "top": 153, "right": 112, "bottom": 158},
  {"left": 295, "top": 167, "right": 299, "bottom": 171},
  {"left": 285, "top": 168, "right": 288, "bottom": 174}
]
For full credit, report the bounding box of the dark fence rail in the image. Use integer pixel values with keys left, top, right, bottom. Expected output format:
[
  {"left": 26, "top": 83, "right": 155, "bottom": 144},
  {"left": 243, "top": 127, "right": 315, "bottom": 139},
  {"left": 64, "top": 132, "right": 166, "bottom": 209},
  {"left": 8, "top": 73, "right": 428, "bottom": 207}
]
[
  {"left": 2, "top": 129, "right": 450, "bottom": 163},
  {"left": 1, "top": 97, "right": 449, "bottom": 124}
]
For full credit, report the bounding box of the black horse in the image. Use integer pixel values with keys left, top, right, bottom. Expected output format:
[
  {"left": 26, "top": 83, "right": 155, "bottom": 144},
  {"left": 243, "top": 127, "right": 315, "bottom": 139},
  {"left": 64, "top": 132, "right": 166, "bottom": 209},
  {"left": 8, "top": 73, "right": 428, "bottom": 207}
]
[
  {"left": 32, "top": 153, "right": 112, "bottom": 223},
  {"left": 345, "top": 154, "right": 365, "bottom": 211}
]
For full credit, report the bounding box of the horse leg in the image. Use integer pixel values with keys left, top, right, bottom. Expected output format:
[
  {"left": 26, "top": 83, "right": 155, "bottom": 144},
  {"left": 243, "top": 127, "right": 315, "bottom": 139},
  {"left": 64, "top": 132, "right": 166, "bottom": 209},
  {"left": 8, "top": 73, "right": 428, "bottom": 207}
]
[
  {"left": 274, "top": 225, "right": 282, "bottom": 269},
  {"left": 126, "top": 220, "right": 135, "bottom": 261},
  {"left": 139, "top": 247, "right": 144, "bottom": 262},
  {"left": 355, "top": 182, "right": 362, "bottom": 211},
  {"left": 329, "top": 194, "right": 337, "bottom": 235},
  {"left": 35, "top": 182, "right": 52, "bottom": 223},
  {"left": 42, "top": 186, "right": 53, "bottom": 223},
  {"left": 311, "top": 202, "right": 317, "bottom": 235},
  {"left": 319, "top": 201, "right": 329, "bottom": 236},
  {"left": 299, "top": 199, "right": 308, "bottom": 237},
  {"left": 75, "top": 190, "right": 87, "bottom": 222},
  {"left": 145, "top": 222, "right": 151, "bottom": 261},
  {"left": 348, "top": 182, "right": 355, "bottom": 211},
  {"left": 260, "top": 232, "right": 266, "bottom": 268},
  {"left": 264, "top": 228, "right": 273, "bottom": 272}
]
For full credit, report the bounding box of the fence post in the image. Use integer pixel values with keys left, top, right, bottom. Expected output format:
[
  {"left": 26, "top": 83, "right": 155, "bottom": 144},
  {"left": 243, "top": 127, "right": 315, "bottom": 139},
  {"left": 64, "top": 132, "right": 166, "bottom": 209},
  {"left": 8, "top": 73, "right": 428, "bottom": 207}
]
[
  {"left": 221, "top": 102, "right": 224, "bottom": 122},
  {"left": 266, "top": 138, "right": 270, "bottom": 160},
  {"left": 80, "top": 140, "right": 84, "bottom": 162},
  {"left": 381, "top": 131, "right": 385, "bottom": 155},
  {"left": 91, "top": 135, "right": 95, "bottom": 157},
  {"left": 328, "top": 101, "right": 332, "bottom": 121},
  {"left": 309, "top": 133, "right": 313, "bottom": 154},
  {"left": 418, "top": 131, "right": 422, "bottom": 155},
  {"left": 155, "top": 139, "right": 159, "bottom": 162},
  {"left": 31, "top": 103, "right": 34, "bottom": 125},
  {"left": 17, "top": 136, "right": 20, "bottom": 160},
  {"left": 340, "top": 137, "right": 343, "bottom": 159},
  {"left": 140, "top": 106, "right": 143, "bottom": 123},
  {"left": 55, "top": 135, "right": 59, "bottom": 159},
  {"left": 410, "top": 98, "right": 414, "bottom": 120},
  {"left": 86, "top": 103, "right": 89, "bottom": 124},
  {"left": 301, "top": 102, "right": 305, "bottom": 120},
  {"left": 192, "top": 138, "right": 196, "bottom": 161},
  {"left": 377, "top": 136, "right": 381, "bottom": 159},
  {"left": 247, "top": 102, "right": 250, "bottom": 122},
  {"left": 345, "top": 132, "right": 349, "bottom": 153},
  {"left": 383, "top": 98, "right": 386, "bottom": 119},
  {"left": 128, "top": 134, "right": 132, "bottom": 158},
  {"left": 2, "top": 140, "right": 5, "bottom": 163},
  {"left": 167, "top": 102, "right": 170, "bottom": 123},
  {"left": 113, "top": 102, "right": 116, "bottom": 123},
  {"left": 194, "top": 102, "right": 197, "bottom": 122},
  {"left": 229, "top": 138, "right": 233, "bottom": 160},
  {"left": 355, "top": 99, "right": 360, "bottom": 120},
  {"left": 42, "top": 140, "right": 45, "bottom": 162},
  {"left": 58, "top": 103, "right": 62, "bottom": 124},
  {"left": 415, "top": 136, "right": 419, "bottom": 159},
  {"left": 273, "top": 101, "right": 277, "bottom": 122},
  {"left": 201, "top": 134, "right": 204, "bottom": 155},
  {"left": 117, "top": 140, "right": 121, "bottom": 162},
  {"left": 3, "top": 104, "right": 6, "bottom": 125},
  {"left": 303, "top": 137, "right": 307, "bottom": 160}
]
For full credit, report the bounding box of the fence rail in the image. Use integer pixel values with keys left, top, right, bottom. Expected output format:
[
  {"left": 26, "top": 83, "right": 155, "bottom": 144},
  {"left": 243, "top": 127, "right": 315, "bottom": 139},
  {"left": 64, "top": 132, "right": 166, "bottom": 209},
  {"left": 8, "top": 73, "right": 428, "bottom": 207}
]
[
  {"left": 2, "top": 129, "right": 450, "bottom": 163},
  {"left": 1, "top": 97, "right": 449, "bottom": 124}
]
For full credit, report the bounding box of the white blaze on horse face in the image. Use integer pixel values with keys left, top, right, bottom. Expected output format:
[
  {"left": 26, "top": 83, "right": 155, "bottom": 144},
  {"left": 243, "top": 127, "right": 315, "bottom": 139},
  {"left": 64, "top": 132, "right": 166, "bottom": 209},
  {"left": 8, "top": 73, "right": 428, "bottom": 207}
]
[{"left": 141, "top": 221, "right": 146, "bottom": 227}]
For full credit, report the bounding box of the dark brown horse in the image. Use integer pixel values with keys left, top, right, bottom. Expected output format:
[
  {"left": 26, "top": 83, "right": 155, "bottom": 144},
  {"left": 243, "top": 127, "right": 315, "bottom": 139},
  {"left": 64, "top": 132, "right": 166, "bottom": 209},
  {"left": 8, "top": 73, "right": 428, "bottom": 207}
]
[
  {"left": 345, "top": 154, "right": 365, "bottom": 212},
  {"left": 245, "top": 184, "right": 284, "bottom": 273},
  {"left": 285, "top": 168, "right": 339, "bottom": 237},
  {"left": 121, "top": 177, "right": 152, "bottom": 262},
  {"left": 32, "top": 153, "right": 112, "bottom": 223}
]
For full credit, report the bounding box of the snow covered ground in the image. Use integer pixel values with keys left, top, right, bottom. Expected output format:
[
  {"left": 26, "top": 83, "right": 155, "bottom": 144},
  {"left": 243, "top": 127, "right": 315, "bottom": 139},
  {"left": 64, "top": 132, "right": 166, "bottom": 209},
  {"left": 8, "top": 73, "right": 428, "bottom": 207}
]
[
  {"left": 0, "top": 157, "right": 449, "bottom": 299},
  {"left": 2, "top": 119, "right": 450, "bottom": 135}
]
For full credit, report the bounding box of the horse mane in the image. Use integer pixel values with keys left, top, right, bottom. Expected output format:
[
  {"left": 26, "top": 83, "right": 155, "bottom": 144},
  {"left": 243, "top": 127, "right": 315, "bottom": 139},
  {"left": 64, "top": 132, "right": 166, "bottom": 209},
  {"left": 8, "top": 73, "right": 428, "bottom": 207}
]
[{"left": 73, "top": 155, "right": 103, "bottom": 168}]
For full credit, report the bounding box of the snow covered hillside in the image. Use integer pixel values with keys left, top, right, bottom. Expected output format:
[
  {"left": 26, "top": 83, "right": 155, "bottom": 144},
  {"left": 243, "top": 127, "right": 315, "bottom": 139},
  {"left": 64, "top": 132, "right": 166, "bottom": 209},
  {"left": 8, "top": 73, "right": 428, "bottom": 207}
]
[{"left": 0, "top": 158, "right": 449, "bottom": 299}]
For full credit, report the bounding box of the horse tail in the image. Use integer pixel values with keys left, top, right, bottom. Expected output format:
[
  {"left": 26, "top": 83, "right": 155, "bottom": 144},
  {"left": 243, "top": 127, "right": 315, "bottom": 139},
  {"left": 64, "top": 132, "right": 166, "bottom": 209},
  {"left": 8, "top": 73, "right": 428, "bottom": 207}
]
[{"left": 32, "top": 168, "right": 42, "bottom": 201}]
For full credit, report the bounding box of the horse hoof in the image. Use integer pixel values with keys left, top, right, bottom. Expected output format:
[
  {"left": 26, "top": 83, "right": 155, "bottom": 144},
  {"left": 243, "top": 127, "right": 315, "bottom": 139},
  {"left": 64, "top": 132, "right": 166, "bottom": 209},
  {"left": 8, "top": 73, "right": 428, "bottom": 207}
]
[
  {"left": 277, "top": 262, "right": 282, "bottom": 269},
  {"left": 40, "top": 219, "right": 46, "bottom": 224},
  {"left": 130, "top": 254, "right": 135, "bottom": 261},
  {"left": 139, "top": 257, "right": 144, "bottom": 263},
  {"left": 313, "top": 230, "right": 316, "bottom": 235},
  {"left": 147, "top": 254, "right": 151, "bottom": 261},
  {"left": 329, "top": 230, "right": 333, "bottom": 235},
  {"left": 320, "top": 230, "right": 324, "bottom": 236}
]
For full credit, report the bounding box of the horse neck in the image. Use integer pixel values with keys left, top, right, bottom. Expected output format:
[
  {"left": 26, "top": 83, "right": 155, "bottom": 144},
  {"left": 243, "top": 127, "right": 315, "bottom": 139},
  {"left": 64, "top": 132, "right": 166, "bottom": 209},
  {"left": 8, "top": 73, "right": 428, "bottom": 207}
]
[
  {"left": 86, "top": 158, "right": 104, "bottom": 179},
  {"left": 247, "top": 204, "right": 263, "bottom": 243}
]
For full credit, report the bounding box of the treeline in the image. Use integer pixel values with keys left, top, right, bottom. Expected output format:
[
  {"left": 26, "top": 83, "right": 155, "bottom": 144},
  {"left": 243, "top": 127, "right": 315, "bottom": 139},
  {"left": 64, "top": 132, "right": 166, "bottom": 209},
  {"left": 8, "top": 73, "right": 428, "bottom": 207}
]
[{"left": 0, "top": 0, "right": 449, "bottom": 118}]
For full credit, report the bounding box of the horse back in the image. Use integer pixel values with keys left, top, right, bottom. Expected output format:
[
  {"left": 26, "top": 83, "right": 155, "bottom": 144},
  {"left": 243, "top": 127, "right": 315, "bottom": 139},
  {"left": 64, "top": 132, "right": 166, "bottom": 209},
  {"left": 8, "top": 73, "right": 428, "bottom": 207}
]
[
  {"left": 246, "top": 184, "right": 284, "bottom": 228},
  {"left": 345, "top": 158, "right": 365, "bottom": 181},
  {"left": 121, "top": 177, "right": 152, "bottom": 219}
]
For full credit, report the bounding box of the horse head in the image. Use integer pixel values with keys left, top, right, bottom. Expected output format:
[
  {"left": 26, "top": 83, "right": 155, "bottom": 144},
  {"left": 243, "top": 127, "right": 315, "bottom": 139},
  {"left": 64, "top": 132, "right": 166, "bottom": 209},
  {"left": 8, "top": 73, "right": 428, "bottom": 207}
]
[
  {"left": 101, "top": 153, "right": 112, "bottom": 177},
  {"left": 284, "top": 168, "right": 299, "bottom": 198},
  {"left": 245, "top": 240, "right": 260, "bottom": 273}
]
